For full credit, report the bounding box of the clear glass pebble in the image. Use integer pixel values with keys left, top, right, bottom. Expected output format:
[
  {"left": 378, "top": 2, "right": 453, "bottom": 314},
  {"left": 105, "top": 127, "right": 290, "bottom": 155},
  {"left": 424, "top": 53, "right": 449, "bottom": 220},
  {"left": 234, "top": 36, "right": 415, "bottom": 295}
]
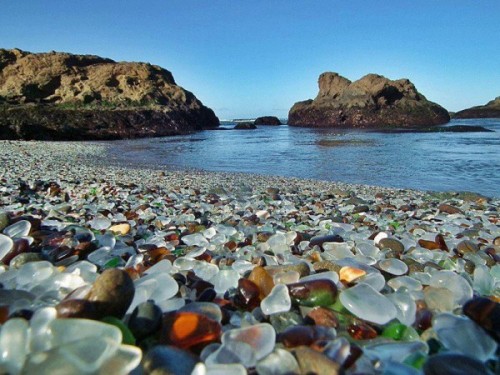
[
  {"left": 16, "top": 261, "right": 54, "bottom": 286},
  {"left": 88, "top": 216, "right": 112, "bottom": 230},
  {"left": 256, "top": 348, "right": 300, "bottom": 375},
  {"left": 300, "top": 271, "right": 340, "bottom": 285},
  {"left": 182, "top": 232, "right": 209, "bottom": 247},
  {"left": 387, "top": 276, "right": 422, "bottom": 292},
  {"left": 205, "top": 341, "right": 256, "bottom": 368},
  {"left": 3, "top": 220, "right": 31, "bottom": 238},
  {"left": 424, "top": 287, "right": 455, "bottom": 312},
  {"left": 221, "top": 323, "right": 276, "bottom": 361},
  {"left": 205, "top": 363, "right": 247, "bottom": 375},
  {"left": 0, "top": 318, "right": 29, "bottom": 375},
  {"left": 340, "top": 283, "right": 397, "bottom": 324},
  {"left": 210, "top": 269, "right": 239, "bottom": 294},
  {"left": 433, "top": 313, "right": 497, "bottom": 361},
  {"left": 273, "top": 271, "right": 300, "bottom": 285},
  {"left": 429, "top": 270, "right": 473, "bottom": 306},
  {"left": 261, "top": 284, "right": 291, "bottom": 315},
  {"left": 473, "top": 265, "right": 494, "bottom": 295},
  {"left": 358, "top": 272, "right": 386, "bottom": 291},
  {"left": 378, "top": 259, "right": 408, "bottom": 275},
  {"left": 135, "top": 272, "right": 179, "bottom": 302},
  {"left": 194, "top": 262, "right": 220, "bottom": 281},
  {"left": 0, "top": 233, "right": 14, "bottom": 259},
  {"left": 364, "top": 341, "right": 428, "bottom": 363},
  {"left": 386, "top": 291, "right": 417, "bottom": 326}
]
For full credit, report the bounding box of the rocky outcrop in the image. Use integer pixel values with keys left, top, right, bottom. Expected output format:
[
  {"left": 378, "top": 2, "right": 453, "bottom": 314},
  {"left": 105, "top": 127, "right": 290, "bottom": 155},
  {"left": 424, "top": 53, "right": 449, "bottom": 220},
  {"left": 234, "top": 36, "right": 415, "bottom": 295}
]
[
  {"left": 0, "top": 49, "right": 219, "bottom": 140},
  {"left": 454, "top": 97, "right": 500, "bottom": 118},
  {"left": 254, "top": 116, "right": 282, "bottom": 125},
  {"left": 288, "top": 72, "right": 450, "bottom": 128},
  {"left": 234, "top": 122, "right": 256, "bottom": 130}
]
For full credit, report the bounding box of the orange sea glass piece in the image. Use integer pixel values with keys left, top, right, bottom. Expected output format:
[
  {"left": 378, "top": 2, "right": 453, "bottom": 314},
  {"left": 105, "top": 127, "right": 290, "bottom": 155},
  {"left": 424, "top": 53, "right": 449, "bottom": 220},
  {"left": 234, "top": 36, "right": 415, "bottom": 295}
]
[{"left": 160, "top": 311, "right": 222, "bottom": 350}]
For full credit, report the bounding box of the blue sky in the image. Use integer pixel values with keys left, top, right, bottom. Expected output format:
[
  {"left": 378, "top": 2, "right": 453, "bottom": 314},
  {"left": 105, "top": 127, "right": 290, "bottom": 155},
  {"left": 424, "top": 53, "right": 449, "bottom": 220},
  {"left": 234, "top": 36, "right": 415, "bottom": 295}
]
[{"left": 1, "top": 1, "right": 499, "bottom": 119}]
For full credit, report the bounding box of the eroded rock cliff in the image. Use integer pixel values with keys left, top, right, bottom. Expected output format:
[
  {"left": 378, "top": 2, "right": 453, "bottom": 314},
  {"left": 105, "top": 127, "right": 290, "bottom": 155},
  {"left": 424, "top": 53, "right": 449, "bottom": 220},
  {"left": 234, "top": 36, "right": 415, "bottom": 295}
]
[{"left": 0, "top": 49, "right": 219, "bottom": 140}]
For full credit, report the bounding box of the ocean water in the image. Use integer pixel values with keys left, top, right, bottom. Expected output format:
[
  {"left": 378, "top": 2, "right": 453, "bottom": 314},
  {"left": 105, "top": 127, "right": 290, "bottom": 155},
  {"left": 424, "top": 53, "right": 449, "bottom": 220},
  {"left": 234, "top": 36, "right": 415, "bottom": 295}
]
[{"left": 105, "top": 119, "right": 500, "bottom": 198}]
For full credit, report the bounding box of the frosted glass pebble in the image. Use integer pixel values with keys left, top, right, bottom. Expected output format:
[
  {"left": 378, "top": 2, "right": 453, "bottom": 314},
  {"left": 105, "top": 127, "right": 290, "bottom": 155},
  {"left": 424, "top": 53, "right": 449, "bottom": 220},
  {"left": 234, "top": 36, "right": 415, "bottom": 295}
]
[
  {"left": 215, "top": 224, "right": 238, "bottom": 236},
  {"left": 194, "top": 262, "right": 220, "bottom": 281},
  {"left": 156, "top": 297, "right": 186, "bottom": 313},
  {"left": 267, "top": 233, "right": 288, "bottom": 254},
  {"left": 30, "top": 307, "right": 58, "bottom": 353},
  {"left": 184, "top": 246, "right": 207, "bottom": 259},
  {"left": 87, "top": 247, "right": 112, "bottom": 266},
  {"left": 256, "top": 348, "right": 300, "bottom": 375},
  {"left": 3, "top": 220, "right": 31, "bottom": 238},
  {"left": 0, "top": 318, "right": 29, "bottom": 374},
  {"left": 173, "top": 257, "right": 197, "bottom": 270},
  {"left": 424, "top": 287, "right": 455, "bottom": 312},
  {"left": 378, "top": 259, "right": 408, "bottom": 275},
  {"left": 358, "top": 272, "right": 386, "bottom": 291},
  {"left": 261, "top": 284, "right": 291, "bottom": 315},
  {"left": 273, "top": 271, "right": 300, "bottom": 285},
  {"left": 203, "top": 227, "right": 217, "bottom": 239},
  {"left": 429, "top": 270, "right": 473, "bottom": 306},
  {"left": 323, "top": 246, "right": 355, "bottom": 260},
  {"left": 340, "top": 283, "right": 397, "bottom": 325},
  {"left": 356, "top": 242, "right": 380, "bottom": 257},
  {"left": 410, "top": 272, "right": 431, "bottom": 285},
  {"left": 16, "top": 261, "right": 54, "bottom": 286},
  {"left": 181, "top": 232, "right": 209, "bottom": 247},
  {"left": 96, "top": 232, "right": 116, "bottom": 249},
  {"left": 386, "top": 291, "right": 417, "bottom": 326},
  {"left": 48, "top": 319, "right": 122, "bottom": 349},
  {"left": 205, "top": 341, "right": 256, "bottom": 368},
  {"left": 231, "top": 260, "right": 254, "bottom": 275},
  {"left": 222, "top": 323, "right": 276, "bottom": 361},
  {"left": 210, "top": 269, "right": 239, "bottom": 294},
  {"left": 473, "top": 265, "right": 494, "bottom": 295},
  {"left": 135, "top": 272, "right": 178, "bottom": 302},
  {"left": 89, "top": 216, "right": 112, "bottom": 230},
  {"left": 23, "top": 337, "right": 120, "bottom": 374},
  {"left": 300, "top": 271, "right": 340, "bottom": 285},
  {"left": 205, "top": 363, "right": 247, "bottom": 375},
  {"left": 364, "top": 341, "right": 428, "bottom": 363},
  {"left": 433, "top": 313, "right": 497, "bottom": 361},
  {"left": 387, "top": 276, "right": 422, "bottom": 292},
  {"left": 0, "top": 233, "right": 13, "bottom": 259},
  {"left": 144, "top": 259, "right": 172, "bottom": 275},
  {"left": 100, "top": 344, "right": 142, "bottom": 374}
]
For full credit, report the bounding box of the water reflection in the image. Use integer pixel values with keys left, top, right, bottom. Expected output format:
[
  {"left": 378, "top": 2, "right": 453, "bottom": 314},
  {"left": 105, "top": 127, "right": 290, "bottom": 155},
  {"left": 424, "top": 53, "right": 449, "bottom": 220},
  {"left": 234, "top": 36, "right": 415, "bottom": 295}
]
[{"left": 105, "top": 119, "right": 500, "bottom": 197}]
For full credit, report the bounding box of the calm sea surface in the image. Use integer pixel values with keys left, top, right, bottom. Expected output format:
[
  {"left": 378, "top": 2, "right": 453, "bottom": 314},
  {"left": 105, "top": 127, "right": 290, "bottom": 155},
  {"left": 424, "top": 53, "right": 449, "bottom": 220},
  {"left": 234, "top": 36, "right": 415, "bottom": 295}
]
[{"left": 106, "top": 119, "right": 500, "bottom": 198}]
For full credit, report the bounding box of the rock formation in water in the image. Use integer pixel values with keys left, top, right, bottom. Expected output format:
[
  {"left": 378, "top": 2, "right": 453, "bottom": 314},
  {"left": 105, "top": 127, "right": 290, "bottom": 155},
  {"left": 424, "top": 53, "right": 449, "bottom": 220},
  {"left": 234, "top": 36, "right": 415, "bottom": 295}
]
[
  {"left": 288, "top": 72, "right": 450, "bottom": 128},
  {"left": 453, "top": 97, "right": 500, "bottom": 119},
  {"left": 0, "top": 49, "right": 219, "bottom": 140},
  {"left": 234, "top": 122, "right": 256, "bottom": 130},
  {"left": 254, "top": 116, "right": 282, "bottom": 125}
]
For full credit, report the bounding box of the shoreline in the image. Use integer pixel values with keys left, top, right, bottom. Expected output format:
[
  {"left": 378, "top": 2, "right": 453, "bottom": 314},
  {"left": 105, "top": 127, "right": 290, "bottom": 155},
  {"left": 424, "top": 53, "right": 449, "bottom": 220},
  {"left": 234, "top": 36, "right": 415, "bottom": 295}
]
[{"left": 1, "top": 139, "right": 495, "bottom": 200}]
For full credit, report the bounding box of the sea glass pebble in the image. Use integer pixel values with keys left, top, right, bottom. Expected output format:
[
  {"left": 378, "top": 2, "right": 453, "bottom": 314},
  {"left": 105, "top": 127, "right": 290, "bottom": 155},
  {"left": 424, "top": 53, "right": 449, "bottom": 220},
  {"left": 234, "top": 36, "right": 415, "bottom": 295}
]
[
  {"left": 0, "top": 233, "right": 14, "bottom": 259},
  {"left": 340, "top": 283, "right": 397, "bottom": 324},
  {"left": 3, "top": 220, "right": 31, "bottom": 238},
  {"left": 221, "top": 323, "right": 276, "bottom": 361},
  {"left": 261, "top": 284, "right": 291, "bottom": 315},
  {"left": 433, "top": 313, "right": 497, "bottom": 361}
]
